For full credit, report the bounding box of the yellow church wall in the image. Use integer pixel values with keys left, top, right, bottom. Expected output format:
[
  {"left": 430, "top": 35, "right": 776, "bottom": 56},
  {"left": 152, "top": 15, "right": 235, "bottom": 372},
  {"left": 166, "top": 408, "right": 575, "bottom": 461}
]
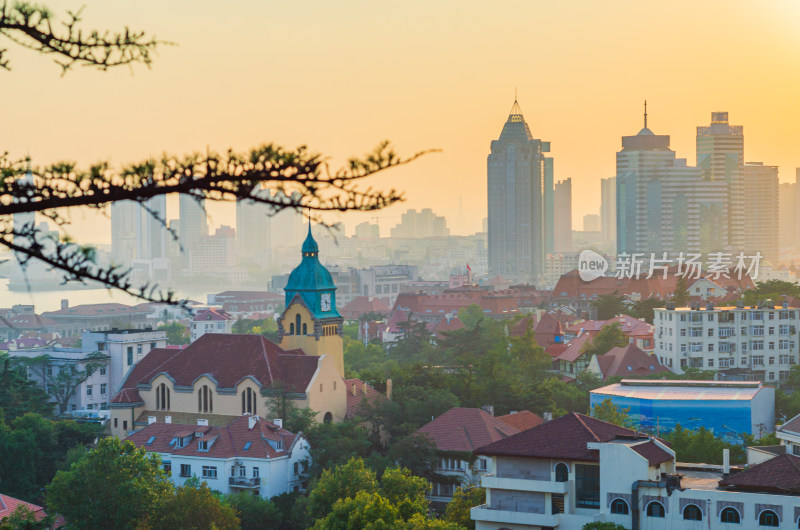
[{"left": 280, "top": 302, "right": 344, "bottom": 376}]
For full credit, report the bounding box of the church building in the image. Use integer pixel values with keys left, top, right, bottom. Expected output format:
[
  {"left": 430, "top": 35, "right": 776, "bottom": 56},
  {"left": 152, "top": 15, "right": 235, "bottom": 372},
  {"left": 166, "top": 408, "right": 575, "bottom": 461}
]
[{"left": 109, "top": 227, "right": 353, "bottom": 438}]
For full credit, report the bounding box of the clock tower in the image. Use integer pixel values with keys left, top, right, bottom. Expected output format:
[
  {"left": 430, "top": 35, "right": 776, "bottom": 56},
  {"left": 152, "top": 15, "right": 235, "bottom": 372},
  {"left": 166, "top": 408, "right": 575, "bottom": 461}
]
[{"left": 278, "top": 225, "right": 344, "bottom": 376}]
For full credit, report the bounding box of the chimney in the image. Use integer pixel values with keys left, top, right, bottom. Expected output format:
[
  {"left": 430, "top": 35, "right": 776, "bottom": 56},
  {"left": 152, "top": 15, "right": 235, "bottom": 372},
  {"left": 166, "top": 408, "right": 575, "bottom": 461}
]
[
  {"left": 197, "top": 419, "right": 208, "bottom": 426},
  {"left": 363, "top": 381, "right": 368, "bottom": 395},
  {"left": 352, "top": 383, "right": 357, "bottom": 396},
  {"left": 165, "top": 415, "right": 172, "bottom": 424},
  {"left": 248, "top": 415, "right": 258, "bottom": 430},
  {"left": 723, "top": 448, "right": 730, "bottom": 475},
  {"left": 273, "top": 418, "right": 283, "bottom": 428},
  {"left": 482, "top": 405, "right": 494, "bottom": 417},
  {"left": 386, "top": 378, "right": 393, "bottom": 400},
  {"left": 543, "top": 412, "right": 553, "bottom": 422},
  {"left": 783, "top": 300, "right": 789, "bottom": 309},
  {"left": 61, "top": 299, "right": 69, "bottom": 310},
  {"left": 147, "top": 416, "right": 156, "bottom": 425}
]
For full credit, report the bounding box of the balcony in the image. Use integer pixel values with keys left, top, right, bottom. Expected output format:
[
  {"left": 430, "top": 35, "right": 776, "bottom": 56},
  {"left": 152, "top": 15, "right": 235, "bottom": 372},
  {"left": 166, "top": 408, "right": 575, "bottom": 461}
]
[
  {"left": 229, "top": 477, "right": 261, "bottom": 488},
  {"left": 471, "top": 504, "right": 559, "bottom": 527},
  {"left": 481, "top": 474, "right": 568, "bottom": 494}
]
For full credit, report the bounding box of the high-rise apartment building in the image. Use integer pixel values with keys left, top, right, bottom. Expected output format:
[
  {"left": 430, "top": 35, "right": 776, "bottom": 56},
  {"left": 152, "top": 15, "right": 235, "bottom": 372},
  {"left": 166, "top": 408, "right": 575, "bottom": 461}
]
[
  {"left": 354, "top": 221, "right": 380, "bottom": 239},
  {"left": 600, "top": 177, "right": 616, "bottom": 249},
  {"left": 554, "top": 178, "right": 572, "bottom": 252},
  {"left": 236, "top": 191, "right": 271, "bottom": 265},
  {"left": 696, "top": 112, "right": 745, "bottom": 252},
  {"left": 583, "top": 214, "right": 601, "bottom": 232},
  {"left": 487, "top": 99, "right": 553, "bottom": 284},
  {"left": 111, "top": 197, "right": 167, "bottom": 269},
  {"left": 390, "top": 208, "right": 449, "bottom": 238},
  {"left": 179, "top": 195, "right": 208, "bottom": 266},
  {"left": 779, "top": 169, "right": 800, "bottom": 251},
  {"left": 742, "top": 162, "right": 779, "bottom": 264}
]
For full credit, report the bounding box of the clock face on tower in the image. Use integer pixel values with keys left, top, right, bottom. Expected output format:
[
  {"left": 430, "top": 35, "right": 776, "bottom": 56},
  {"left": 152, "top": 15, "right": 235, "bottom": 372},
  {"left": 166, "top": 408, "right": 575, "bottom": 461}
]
[{"left": 320, "top": 293, "right": 332, "bottom": 312}]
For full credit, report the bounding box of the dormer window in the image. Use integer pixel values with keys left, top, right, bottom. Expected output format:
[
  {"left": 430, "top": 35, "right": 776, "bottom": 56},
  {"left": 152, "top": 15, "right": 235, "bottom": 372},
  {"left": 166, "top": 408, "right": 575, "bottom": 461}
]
[
  {"left": 244, "top": 441, "right": 252, "bottom": 451},
  {"left": 146, "top": 436, "right": 156, "bottom": 445},
  {"left": 198, "top": 440, "right": 209, "bottom": 451}
]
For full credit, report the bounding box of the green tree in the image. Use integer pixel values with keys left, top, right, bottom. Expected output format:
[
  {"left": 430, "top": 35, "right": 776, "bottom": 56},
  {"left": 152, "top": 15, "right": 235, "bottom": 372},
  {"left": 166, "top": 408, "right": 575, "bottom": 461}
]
[
  {"left": 226, "top": 492, "right": 282, "bottom": 530},
  {"left": 47, "top": 437, "right": 173, "bottom": 530},
  {"left": 742, "top": 280, "right": 800, "bottom": 306},
  {"left": 306, "top": 421, "right": 374, "bottom": 477},
  {"left": 457, "top": 304, "right": 485, "bottom": 330},
  {"left": 445, "top": 487, "right": 485, "bottom": 530},
  {"left": 0, "top": 355, "right": 52, "bottom": 421},
  {"left": 592, "top": 293, "right": 627, "bottom": 320},
  {"left": 312, "top": 490, "right": 400, "bottom": 530},
  {"left": 581, "top": 323, "right": 628, "bottom": 358},
  {"left": 307, "top": 458, "right": 379, "bottom": 521},
  {"left": 673, "top": 276, "right": 690, "bottom": 306},
  {"left": 591, "top": 398, "right": 635, "bottom": 429},
  {"left": 378, "top": 467, "right": 429, "bottom": 521},
  {"left": 663, "top": 424, "right": 746, "bottom": 464},
  {"left": 263, "top": 382, "right": 319, "bottom": 434},
  {"left": 583, "top": 523, "right": 625, "bottom": 530},
  {"left": 630, "top": 297, "right": 664, "bottom": 324},
  {"left": 0, "top": 505, "right": 55, "bottom": 530},
  {"left": 141, "top": 482, "right": 240, "bottom": 530},
  {"left": 16, "top": 352, "right": 108, "bottom": 414},
  {"left": 157, "top": 322, "right": 189, "bottom": 345}
]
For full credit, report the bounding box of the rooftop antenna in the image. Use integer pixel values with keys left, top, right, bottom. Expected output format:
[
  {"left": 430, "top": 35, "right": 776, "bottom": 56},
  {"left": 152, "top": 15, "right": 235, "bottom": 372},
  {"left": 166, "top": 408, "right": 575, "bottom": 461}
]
[{"left": 644, "top": 99, "right": 648, "bottom": 129}]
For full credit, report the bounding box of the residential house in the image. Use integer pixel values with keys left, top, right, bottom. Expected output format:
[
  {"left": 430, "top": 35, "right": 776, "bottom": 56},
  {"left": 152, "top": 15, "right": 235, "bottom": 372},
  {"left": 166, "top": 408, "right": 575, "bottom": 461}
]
[
  {"left": 127, "top": 415, "right": 310, "bottom": 498},
  {"left": 415, "top": 407, "right": 543, "bottom": 505},
  {"left": 472, "top": 412, "right": 800, "bottom": 529},
  {"left": 190, "top": 308, "right": 234, "bottom": 342},
  {"left": 586, "top": 343, "right": 670, "bottom": 382}
]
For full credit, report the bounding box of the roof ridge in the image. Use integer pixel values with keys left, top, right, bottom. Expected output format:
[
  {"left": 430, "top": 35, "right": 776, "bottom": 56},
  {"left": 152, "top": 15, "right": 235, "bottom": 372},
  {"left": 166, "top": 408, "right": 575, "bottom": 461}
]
[
  {"left": 260, "top": 335, "right": 275, "bottom": 385},
  {"left": 573, "top": 413, "right": 601, "bottom": 442}
]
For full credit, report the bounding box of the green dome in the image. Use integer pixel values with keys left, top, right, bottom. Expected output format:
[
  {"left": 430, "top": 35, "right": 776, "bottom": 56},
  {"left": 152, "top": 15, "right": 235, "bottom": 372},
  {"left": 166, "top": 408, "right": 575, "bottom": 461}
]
[{"left": 284, "top": 226, "right": 339, "bottom": 318}]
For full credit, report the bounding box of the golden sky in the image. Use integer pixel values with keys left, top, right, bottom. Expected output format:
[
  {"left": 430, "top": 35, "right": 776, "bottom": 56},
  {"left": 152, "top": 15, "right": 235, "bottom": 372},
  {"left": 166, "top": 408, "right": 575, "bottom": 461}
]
[{"left": 3, "top": 0, "right": 800, "bottom": 242}]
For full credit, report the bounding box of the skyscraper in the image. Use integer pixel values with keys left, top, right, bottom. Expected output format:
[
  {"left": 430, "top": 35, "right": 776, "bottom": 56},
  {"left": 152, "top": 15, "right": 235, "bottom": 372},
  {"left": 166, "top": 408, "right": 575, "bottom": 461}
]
[
  {"left": 696, "top": 112, "right": 745, "bottom": 251},
  {"left": 600, "top": 177, "right": 616, "bottom": 249},
  {"left": 179, "top": 194, "right": 208, "bottom": 265},
  {"left": 236, "top": 189, "right": 271, "bottom": 265},
  {"left": 554, "top": 178, "right": 572, "bottom": 252},
  {"left": 616, "top": 105, "right": 676, "bottom": 255},
  {"left": 742, "top": 162, "right": 779, "bottom": 264},
  {"left": 487, "top": 99, "right": 553, "bottom": 284},
  {"left": 111, "top": 197, "right": 167, "bottom": 265}
]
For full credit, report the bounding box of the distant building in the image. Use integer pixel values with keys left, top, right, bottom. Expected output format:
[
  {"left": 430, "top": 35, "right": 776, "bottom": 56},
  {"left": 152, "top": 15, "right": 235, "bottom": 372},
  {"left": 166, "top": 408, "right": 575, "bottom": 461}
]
[
  {"left": 583, "top": 214, "right": 600, "bottom": 233},
  {"left": 178, "top": 195, "right": 209, "bottom": 268},
  {"left": 487, "top": 99, "right": 553, "bottom": 285},
  {"left": 600, "top": 176, "right": 616, "bottom": 248},
  {"left": 590, "top": 379, "right": 775, "bottom": 444},
  {"left": 390, "top": 208, "right": 449, "bottom": 239},
  {"left": 128, "top": 415, "right": 310, "bottom": 498},
  {"left": 189, "top": 226, "right": 248, "bottom": 282},
  {"left": 742, "top": 162, "right": 779, "bottom": 264},
  {"left": 586, "top": 343, "right": 669, "bottom": 381},
  {"left": 42, "top": 301, "right": 151, "bottom": 334},
  {"left": 354, "top": 221, "right": 380, "bottom": 239},
  {"left": 190, "top": 308, "right": 234, "bottom": 342},
  {"left": 235, "top": 191, "right": 270, "bottom": 266},
  {"left": 554, "top": 178, "right": 572, "bottom": 253}
]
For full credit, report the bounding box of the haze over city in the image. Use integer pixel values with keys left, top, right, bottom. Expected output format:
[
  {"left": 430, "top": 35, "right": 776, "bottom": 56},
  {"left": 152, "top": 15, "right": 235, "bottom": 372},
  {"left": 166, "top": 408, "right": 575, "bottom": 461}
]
[{"left": 4, "top": 0, "right": 800, "bottom": 242}]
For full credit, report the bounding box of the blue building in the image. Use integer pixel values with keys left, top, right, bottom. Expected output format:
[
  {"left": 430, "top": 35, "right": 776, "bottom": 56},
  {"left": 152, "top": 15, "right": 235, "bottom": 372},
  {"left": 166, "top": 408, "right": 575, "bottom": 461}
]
[{"left": 590, "top": 379, "right": 775, "bottom": 445}]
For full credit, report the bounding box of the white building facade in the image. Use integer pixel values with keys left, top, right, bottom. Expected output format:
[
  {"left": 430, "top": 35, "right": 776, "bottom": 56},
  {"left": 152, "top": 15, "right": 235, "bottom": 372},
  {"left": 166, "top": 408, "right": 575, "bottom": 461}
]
[{"left": 654, "top": 303, "right": 800, "bottom": 382}]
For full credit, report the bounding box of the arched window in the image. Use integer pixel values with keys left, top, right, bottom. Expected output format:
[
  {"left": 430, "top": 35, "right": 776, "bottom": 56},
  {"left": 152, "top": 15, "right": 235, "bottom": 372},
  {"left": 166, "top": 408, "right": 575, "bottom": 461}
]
[
  {"left": 323, "top": 412, "right": 333, "bottom": 424},
  {"left": 295, "top": 314, "right": 301, "bottom": 335},
  {"left": 683, "top": 504, "right": 703, "bottom": 521},
  {"left": 759, "top": 510, "right": 779, "bottom": 527},
  {"left": 198, "top": 385, "right": 213, "bottom": 413},
  {"left": 241, "top": 387, "right": 257, "bottom": 415},
  {"left": 289, "top": 323, "right": 295, "bottom": 334},
  {"left": 554, "top": 463, "right": 568, "bottom": 482},
  {"left": 720, "top": 507, "right": 740, "bottom": 524},
  {"left": 646, "top": 502, "right": 665, "bottom": 518},
  {"left": 156, "top": 383, "right": 170, "bottom": 411},
  {"left": 610, "top": 499, "right": 629, "bottom": 515},
  {"left": 302, "top": 323, "right": 308, "bottom": 335}
]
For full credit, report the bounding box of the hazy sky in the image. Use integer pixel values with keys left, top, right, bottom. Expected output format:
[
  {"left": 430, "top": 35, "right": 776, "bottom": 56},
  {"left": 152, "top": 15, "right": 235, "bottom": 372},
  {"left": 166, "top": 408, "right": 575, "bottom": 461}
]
[{"left": 4, "top": 0, "right": 800, "bottom": 243}]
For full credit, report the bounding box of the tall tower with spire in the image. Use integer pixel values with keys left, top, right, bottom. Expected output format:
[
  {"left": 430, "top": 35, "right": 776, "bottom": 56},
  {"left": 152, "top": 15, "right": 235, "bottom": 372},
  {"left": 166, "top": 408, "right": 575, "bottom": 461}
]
[
  {"left": 487, "top": 97, "right": 554, "bottom": 285},
  {"left": 278, "top": 225, "right": 344, "bottom": 376}
]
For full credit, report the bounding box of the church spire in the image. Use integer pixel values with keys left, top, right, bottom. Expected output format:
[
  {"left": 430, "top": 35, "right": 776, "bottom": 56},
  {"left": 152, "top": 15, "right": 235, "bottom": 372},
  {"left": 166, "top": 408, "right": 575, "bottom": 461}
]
[{"left": 644, "top": 99, "right": 648, "bottom": 129}]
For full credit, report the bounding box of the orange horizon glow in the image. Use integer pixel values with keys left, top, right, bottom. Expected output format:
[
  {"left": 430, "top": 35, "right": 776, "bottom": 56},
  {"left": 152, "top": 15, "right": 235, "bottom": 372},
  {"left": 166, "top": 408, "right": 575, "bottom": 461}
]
[{"left": 3, "top": 0, "right": 800, "bottom": 244}]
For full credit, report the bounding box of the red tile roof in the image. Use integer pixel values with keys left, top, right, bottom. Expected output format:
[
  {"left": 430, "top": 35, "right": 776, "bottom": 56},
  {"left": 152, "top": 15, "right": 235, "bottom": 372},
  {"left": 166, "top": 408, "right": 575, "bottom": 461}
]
[
  {"left": 719, "top": 453, "right": 800, "bottom": 493},
  {"left": 344, "top": 379, "right": 387, "bottom": 419},
  {"left": 414, "top": 407, "right": 522, "bottom": 453},
  {"left": 434, "top": 316, "right": 465, "bottom": 336},
  {"left": 496, "top": 410, "right": 544, "bottom": 432},
  {"left": 0, "top": 494, "right": 62, "bottom": 526},
  {"left": 595, "top": 344, "right": 670, "bottom": 381},
  {"left": 340, "top": 296, "right": 391, "bottom": 320},
  {"left": 779, "top": 413, "right": 800, "bottom": 435},
  {"left": 631, "top": 441, "right": 673, "bottom": 466},
  {"left": 556, "top": 333, "right": 594, "bottom": 363},
  {"left": 42, "top": 303, "right": 149, "bottom": 318},
  {"left": 126, "top": 415, "right": 299, "bottom": 460},
  {"left": 111, "top": 334, "right": 320, "bottom": 404},
  {"left": 475, "top": 412, "right": 650, "bottom": 462}
]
